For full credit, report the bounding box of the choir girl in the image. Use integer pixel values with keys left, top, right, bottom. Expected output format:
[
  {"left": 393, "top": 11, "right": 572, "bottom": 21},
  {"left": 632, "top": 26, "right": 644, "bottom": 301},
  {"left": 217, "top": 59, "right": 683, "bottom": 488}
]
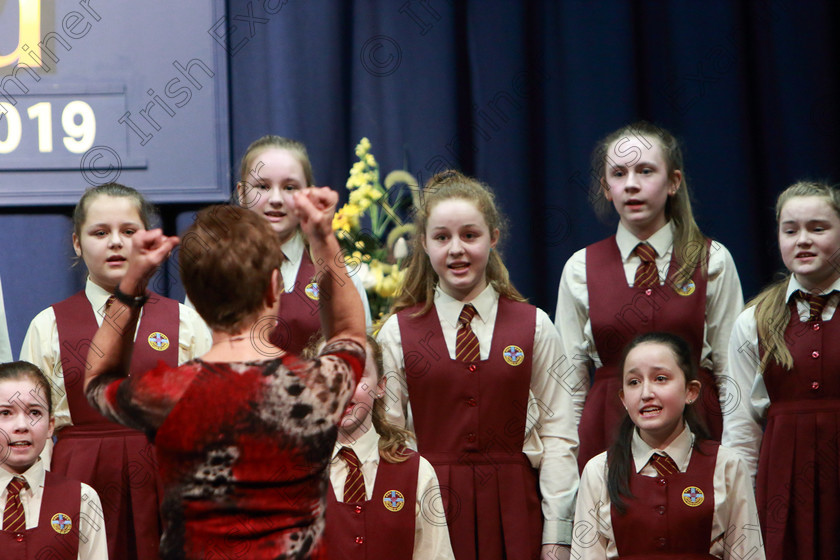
[
  {"left": 377, "top": 170, "right": 578, "bottom": 560},
  {"left": 19, "top": 183, "right": 211, "bottom": 559},
  {"left": 0, "top": 360, "right": 108, "bottom": 559},
  {"left": 572, "top": 332, "right": 763, "bottom": 559},
  {"left": 555, "top": 121, "right": 744, "bottom": 469},
  {"left": 723, "top": 181, "right": 840, "bottom": 560},
  {"left": 324, "top": 335, "right": 455, "bottom": 559},
  {"left": 83, "top": 189, "right": 366, "bottom": 558},
  {"left": 235, "top": 135, "right": 371, "bottom": 354}
]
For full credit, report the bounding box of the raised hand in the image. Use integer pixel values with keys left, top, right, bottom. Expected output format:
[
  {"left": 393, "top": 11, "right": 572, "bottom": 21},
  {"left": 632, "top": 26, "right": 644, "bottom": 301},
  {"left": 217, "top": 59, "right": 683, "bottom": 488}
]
[
  {"left": 122, "top": 229, "right": 180, "bottom": 290},
  {"left": 292, "top": 187, "right": 339, "bottom": 244}
]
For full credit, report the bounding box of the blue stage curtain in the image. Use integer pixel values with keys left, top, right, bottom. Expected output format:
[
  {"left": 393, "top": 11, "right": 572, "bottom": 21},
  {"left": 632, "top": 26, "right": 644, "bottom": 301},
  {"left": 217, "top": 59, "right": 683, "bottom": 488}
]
[{"left": 2, "top": 0, "right": 839, "bottom": 352}]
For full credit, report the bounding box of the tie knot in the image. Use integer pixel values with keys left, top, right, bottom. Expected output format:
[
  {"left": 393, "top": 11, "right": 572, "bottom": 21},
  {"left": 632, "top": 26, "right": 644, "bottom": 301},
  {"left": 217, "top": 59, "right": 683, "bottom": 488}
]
[
  {"left": 339, "top": 447, "right": 360, "bottom": 469},
  {"left": 458, "top": 304, "right": 477, "bottom": 326},
  {"left": 7, "top": 477, "right": 26, "bottom": 495},
  {"left": 801, "top": 291, "right": 831, "bottom": 321},
  {"left": 635, "top": 243, "right": 657, "bottom": 264},
  {"left": 649, "top": 453, "right": 679, "bottom": 477}
]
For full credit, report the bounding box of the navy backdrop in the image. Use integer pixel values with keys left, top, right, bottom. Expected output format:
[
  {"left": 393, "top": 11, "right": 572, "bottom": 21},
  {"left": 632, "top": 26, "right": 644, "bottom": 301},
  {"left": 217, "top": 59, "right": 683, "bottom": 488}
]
[{"left": 2, "top": 0, "right": 839, "bottom": 354}]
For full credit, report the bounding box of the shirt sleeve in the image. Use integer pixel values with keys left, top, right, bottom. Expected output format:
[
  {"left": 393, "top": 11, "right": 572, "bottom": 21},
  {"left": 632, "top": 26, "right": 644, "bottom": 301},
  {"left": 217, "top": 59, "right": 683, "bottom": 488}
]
[
  {"left": 554, "top": 250, "right": 593, "bottom": 424},
  {"left": 19, "top": 307, "right": 67, "bottom": 468},
  {"left": 376, "top": 315, "right": 413, "bottom": 433},
  {"left": 720, "top": 308, "right": 767, "bottom": 481},
  {"left": 571, "top": 454, "right": 611, "bottom": 560},
  {"left": 703, "top": 241, "right": 745, "bottom": 379},
  {"left": 78, "top": 482, "right": 109, "bottom": 560},
  {"left": 532, "top": 309, "right": 580, "bottom": 545},
  {"left": 414, "top": 456, "right": 456, "bottom": 559},
  {"left": 178, "top": 303, "right": 212, "bottom": 363},
  {"left": 349, "top": 267, "right": 373, "bottom": 328},
  {"left": 715, "top": 446, "right": 765, "bottom": 560}
]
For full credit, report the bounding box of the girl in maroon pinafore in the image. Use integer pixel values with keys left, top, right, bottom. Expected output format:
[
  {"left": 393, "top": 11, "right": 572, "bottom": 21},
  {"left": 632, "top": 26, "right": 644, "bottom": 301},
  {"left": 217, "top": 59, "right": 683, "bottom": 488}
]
[
  {"left": 555, "top": 122, "right": 744, "bottom": 471},
  {"left": 0, "top": 361, "right": 107, "bottom": 560},
  {"left": 324, "top": 336, "right": 454, "bottom": 559},
  {"left": 234, "top": 135, "right": 371, "bottom": 356},
  {"left": 573, "top": 332, "right": 763, "bottom": 559},
  {"left": 723, "top": 181, "right": 840, "bottom": 560},
  {"left": 19, "top": 183, "right": 211, "bottom": 560},
  {"left": 378, "top": 171, "right": 579, "bottom": 560}
]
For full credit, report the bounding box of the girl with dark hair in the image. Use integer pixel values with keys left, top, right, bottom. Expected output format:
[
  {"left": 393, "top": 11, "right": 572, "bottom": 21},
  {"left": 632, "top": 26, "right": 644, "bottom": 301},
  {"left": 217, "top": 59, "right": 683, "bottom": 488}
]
[
  {"left": 572, "top": 332, "right": 762, "bottom": 559},
  {"left": 0, "top": 361, "right": 107, "bottom": 559}
]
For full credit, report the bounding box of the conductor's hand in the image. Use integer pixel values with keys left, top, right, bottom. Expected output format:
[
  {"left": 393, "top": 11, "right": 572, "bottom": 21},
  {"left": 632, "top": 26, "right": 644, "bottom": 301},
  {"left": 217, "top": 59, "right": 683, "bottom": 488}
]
[
  {"left": 123, "top": 229, "right": 180, "bottom": 289},
  {"left": 292, "top": 187, "right": 339, "bottom": 243}
]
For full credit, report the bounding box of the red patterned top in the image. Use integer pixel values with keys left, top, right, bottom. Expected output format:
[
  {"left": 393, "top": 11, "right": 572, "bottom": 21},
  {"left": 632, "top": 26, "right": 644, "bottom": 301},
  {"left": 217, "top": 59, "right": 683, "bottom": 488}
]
[{"left": 87, "top": 339, "right": 365, "bottom": 560}]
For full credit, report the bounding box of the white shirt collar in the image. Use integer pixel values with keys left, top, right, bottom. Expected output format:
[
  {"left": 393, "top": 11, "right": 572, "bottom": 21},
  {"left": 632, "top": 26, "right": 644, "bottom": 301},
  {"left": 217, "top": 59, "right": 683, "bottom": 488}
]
[
  {"left": 433, "top": 283, "right": 498, "bottom": 329},
  {"left": 281, "top": 231, "right": 305, "bottom": 266},
  {"left": 785, "top": 273, "right": 840, "bottom": 301},
  {"left": 615, "top": 221, "right": 674, "bottom": 262},
  {"left": 84, "top": 277, "right": 115, "bottom": 314},
  {"left": 0, "top": 458, "right": 45, "bottom": 497},
  {"left": 332, "top": 425, "right": 381, "bottom": 465},
  {"left": 630, "top": 422, "right": 694, "bottom": 473}
]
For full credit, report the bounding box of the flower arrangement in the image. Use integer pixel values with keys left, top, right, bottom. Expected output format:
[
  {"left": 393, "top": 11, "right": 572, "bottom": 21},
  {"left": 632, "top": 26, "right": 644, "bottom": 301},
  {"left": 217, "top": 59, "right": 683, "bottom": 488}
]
[{"left": 333, "top": 138, "right": 418, "bottom": 322}]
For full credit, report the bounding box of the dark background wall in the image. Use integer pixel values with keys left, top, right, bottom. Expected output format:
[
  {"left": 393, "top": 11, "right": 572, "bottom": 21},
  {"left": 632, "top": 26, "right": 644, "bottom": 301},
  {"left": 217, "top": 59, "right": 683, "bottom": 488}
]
[{"left": 2, "top": 0, "right": 838, "bottom": 354}]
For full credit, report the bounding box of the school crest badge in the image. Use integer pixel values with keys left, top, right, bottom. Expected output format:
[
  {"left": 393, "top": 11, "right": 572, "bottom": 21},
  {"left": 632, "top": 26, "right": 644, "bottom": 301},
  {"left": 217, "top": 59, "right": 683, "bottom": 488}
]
[
  {"left": 305, "top": 282, "right": 320, "bottom": 300},
  {"left": 682, "top": 486, "right": 704, "bottom": 507},
  {"left": 383, "top": 490, "right": 405, "bottom": 512},
  {"left": 674, "top": 280, "right": 696, "bottom": 296},
  {"left": 148, "top": 332, "right": 170, "bottom": 351},
  {"left": 51, "top": 513, "right": 72, "bottom": 534},
  {"left": 503, "top": 345, "right": 524, "bottom": 366}
]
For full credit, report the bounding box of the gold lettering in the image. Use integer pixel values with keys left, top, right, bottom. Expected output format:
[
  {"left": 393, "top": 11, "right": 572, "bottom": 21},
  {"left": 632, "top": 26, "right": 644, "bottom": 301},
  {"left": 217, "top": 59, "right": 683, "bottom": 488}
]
[{"left": 0, "top": 1, "right": 42, "bottom": 69}]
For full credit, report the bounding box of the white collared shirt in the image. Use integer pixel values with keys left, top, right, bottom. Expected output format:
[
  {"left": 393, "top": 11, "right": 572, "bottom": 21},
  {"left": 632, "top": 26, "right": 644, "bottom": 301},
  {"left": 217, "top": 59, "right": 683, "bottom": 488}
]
[
  {"left": 722, "top": 274, "right": 840, "bottom": 478},
  {"left": 377, "top": 283, "right": 580, "bottom": 545},
  {"left": 554, "top": 222, "right": 744, "bottom": 422},
  {"left": 328, "top": 428, "right": 455, "bottom": 559},
  {"left": 573, "top": 425, "right": 764, "bottom": 559},
  {"left": 0, "top": 460, "right": 109, "bottom": 559}
]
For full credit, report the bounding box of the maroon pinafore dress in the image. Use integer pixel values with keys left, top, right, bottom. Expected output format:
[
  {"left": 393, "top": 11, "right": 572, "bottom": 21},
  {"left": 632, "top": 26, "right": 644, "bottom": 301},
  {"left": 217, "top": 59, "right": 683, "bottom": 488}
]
[
  {"left": 52, "top": 290, "right": 179, "bottom": 560},
  {"left": 611, "top": 441, "right": 718, "bottom": 559},
  {"left": 757, "top": 301, "right": 840, "bottom": 560},
  {"left": 0, "top": 471, "right": 81, "bottom": 560},
  {"left": 397, "top": 297, "right": 542, "bottom": 560},
  {"left": 579, "top": 237, "right": 719, "bottom": 470},
  {"left": 272, "top": 250, "right": 322, "bottom": 356},
  {"left": 325, "top": 449, "right": 420, "bottom": 559}
]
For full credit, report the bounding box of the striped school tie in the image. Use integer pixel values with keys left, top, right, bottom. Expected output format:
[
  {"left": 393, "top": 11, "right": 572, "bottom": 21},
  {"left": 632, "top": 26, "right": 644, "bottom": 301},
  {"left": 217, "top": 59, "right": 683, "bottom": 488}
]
[
  {"left": 801, "top": 291, "right": 831, "bottom": 322},
  {"left": 649, "top": 453, "right": 680, "bottom": 477},
  {"left": 339, "top": 447, "right": 366, "bottom": 503},
  {"left": 455, "top": 304, "right": 480, "bottom": 363},
  {"left": 4, "top": 476, "right": 27, "bottom": 532},
  {"left": 634, "top": 243, "right": 659, "bottom": 288}
]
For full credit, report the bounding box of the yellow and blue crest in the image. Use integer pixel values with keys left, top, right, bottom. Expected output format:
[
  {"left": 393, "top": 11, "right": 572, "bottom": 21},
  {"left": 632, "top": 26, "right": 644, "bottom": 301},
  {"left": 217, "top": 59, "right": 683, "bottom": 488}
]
[{"left": 503, "top": 345, "right": 525, "bottom": 366}]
